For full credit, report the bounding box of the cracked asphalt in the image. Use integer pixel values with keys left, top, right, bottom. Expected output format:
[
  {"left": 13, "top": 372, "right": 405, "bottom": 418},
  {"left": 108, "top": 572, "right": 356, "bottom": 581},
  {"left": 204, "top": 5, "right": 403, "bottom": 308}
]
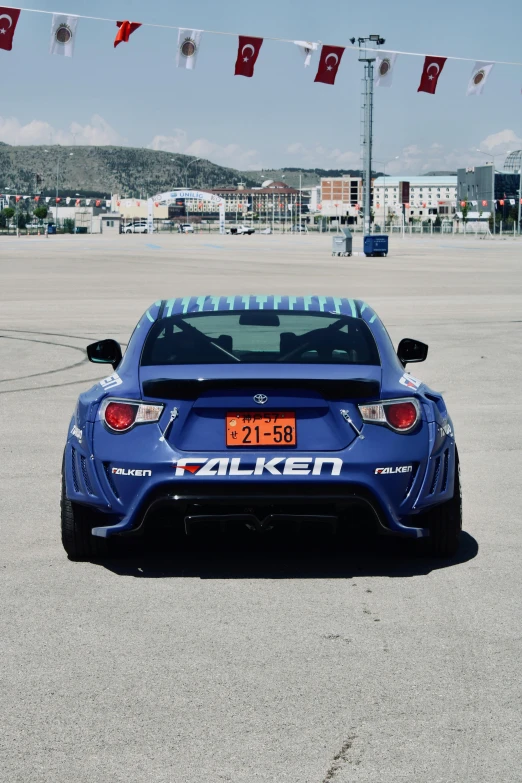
[{"left": 1, "top": 233, "right": 521, "bottom": 782}]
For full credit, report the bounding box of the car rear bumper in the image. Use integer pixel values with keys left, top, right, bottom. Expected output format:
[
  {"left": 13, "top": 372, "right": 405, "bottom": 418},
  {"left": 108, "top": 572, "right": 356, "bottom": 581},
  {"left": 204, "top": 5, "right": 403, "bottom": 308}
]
[{"left": 91, "top": 481, "right": 429, "bottom": 539}]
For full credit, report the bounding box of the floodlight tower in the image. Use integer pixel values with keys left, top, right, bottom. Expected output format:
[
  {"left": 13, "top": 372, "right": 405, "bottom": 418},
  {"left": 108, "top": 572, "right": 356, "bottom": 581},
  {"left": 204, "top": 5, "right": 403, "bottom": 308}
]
[{"left": 351, "top": 34, "right": 385, "bottom": 234}]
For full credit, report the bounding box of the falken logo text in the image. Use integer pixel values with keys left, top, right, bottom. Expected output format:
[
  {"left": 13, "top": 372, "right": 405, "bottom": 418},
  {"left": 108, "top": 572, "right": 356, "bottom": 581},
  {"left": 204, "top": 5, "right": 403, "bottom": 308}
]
[
  {"left": 112, "top": 468, "right": 152, "bottom": 477},
  {"left": 173, "top": 457, "right": 343, "bottom": 477},
  {"left": 375, "top": 466, "right": 413, "bottom": 475}
]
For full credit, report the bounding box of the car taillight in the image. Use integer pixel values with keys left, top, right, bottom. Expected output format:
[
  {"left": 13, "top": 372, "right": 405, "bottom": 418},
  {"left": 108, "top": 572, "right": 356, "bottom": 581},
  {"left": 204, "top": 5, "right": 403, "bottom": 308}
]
[
  {"left": 358, "top": 399, "right": 420, "bottom": 433},
  {"left": 385, "top": 402, "right": 418, "bottom": 430},
  {"left": 102, "top": 400, "right": 163, "bottom": 432}
]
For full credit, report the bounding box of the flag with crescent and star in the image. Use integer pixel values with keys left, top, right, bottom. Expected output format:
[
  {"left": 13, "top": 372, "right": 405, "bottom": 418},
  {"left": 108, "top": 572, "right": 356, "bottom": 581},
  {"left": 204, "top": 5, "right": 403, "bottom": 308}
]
[
  {"left": 314, "top": 45, "right": 345, "bottom": 85},
  {"left": 375, "top": 52, "right": 398, "bottom": 87},
  {"left": 114, "top": 21, "right": 142, "bottom": 48},
  {"left": 0, "top": 7, "right": 21, "bottom": 51},
  {"left": 466, "top": 61, "right": 494, "bottom": 96},
  {"left": 417, "top": 55, "right": 447, "bottom": 94},
  {"left": 234, "top": 36, "right": 263, "bottom": 77}
]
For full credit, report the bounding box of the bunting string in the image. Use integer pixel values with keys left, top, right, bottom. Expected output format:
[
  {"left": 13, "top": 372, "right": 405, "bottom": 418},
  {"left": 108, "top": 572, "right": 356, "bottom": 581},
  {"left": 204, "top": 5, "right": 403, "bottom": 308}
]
[{"left": 0, "top": 4, "right": 521, "bottom": 67}]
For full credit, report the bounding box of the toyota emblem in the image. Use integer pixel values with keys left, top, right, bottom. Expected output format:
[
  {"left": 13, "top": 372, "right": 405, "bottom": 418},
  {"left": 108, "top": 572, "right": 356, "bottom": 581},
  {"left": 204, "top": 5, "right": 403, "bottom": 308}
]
[{"left": 253, "top": 394, "right": 268, "bottom": 405}]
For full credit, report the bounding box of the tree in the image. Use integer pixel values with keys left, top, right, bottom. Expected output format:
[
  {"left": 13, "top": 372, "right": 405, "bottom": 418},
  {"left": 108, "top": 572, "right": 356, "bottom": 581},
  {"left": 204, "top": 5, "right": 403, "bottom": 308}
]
[
  {"left": 460, "top": 201, "right": 470, "bottom": 225},
  {"left": 63, "top": 218, "right": 75, "bottom": 234},
  {"left": 17, "top": 212, "right": 27, "bottom": 230},
  {"left": 34, "top": 205, "right": 48, "bottom": 221},
  {"left": 434, "top": 214, "right": 442, "bottom": 228},
  {"left": 3, "top": 206, "right": 15, "bottom": 222}
]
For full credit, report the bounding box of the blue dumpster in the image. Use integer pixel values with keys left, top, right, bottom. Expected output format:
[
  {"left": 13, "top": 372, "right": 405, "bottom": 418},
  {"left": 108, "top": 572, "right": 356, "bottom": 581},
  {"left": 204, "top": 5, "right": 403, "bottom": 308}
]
[
  {"left": 47, "top": 223, "right": 57, "bottom": 235},
  {"left": 364, "top": 234, "right": 388, "bottom": 257}
]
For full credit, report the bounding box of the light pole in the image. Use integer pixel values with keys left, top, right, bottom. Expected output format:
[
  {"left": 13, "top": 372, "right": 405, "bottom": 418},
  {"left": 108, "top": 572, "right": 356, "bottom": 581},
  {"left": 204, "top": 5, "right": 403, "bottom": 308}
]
[
  {"left": 475, "top": 149, "right": 499, "bottom": 232},
  {"left": 184, "top": 157, "right": 201, "bottom": 188},
  {"left": 353, "top": 34, "right": 386, "bottom": 235},
  {"left": 46, "top": 149, "right": 73, "bottom": 228}
]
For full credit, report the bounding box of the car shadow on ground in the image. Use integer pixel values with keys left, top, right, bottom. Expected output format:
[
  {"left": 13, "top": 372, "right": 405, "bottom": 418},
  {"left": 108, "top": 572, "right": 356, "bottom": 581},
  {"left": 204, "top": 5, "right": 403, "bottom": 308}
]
[{"left": 94, "top": 523, "right": 479, "bottom": 580}]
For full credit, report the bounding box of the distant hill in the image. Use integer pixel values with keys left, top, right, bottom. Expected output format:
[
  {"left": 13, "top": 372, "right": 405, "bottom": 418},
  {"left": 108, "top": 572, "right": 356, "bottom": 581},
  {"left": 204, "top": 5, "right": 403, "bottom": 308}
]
[{"left": 0, "top": 144, "right": 260, "bottom": 197}]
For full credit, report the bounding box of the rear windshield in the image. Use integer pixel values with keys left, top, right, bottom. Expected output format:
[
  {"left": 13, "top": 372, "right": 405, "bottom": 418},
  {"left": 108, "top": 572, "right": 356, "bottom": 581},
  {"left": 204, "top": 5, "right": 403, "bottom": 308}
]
[{"left": 141, "top": 311, "right": 380, "bottom": 366}]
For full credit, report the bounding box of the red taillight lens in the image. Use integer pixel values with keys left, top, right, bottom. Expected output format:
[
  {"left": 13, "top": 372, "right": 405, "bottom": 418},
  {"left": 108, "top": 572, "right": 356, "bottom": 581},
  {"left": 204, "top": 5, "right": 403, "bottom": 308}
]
[
  {"left": 385, "top": 401, "right": 418, "bottom": 431},
  {"left": 104, "top": 402, "right": 137, "bottom": 431}
]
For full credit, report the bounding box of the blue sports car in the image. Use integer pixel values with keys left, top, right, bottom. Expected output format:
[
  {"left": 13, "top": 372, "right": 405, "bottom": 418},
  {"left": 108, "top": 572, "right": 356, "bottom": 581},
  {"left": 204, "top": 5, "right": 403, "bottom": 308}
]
[{"left": 61, "top": 296, "right": 461, "bottom": 560}]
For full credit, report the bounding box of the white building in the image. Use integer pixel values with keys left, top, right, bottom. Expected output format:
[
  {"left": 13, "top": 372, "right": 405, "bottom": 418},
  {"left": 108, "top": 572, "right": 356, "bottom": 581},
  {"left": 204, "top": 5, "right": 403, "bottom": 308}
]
[{"left": 373, "top": 176, "right": 458, "bottom": 224}]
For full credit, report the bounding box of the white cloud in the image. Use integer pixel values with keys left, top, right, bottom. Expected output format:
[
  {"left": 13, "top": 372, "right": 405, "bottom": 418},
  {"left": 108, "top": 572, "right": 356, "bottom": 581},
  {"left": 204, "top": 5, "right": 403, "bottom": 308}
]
[
  {"left": 479, "top": 129, "right": 522, "bottom": 154},
  {"left": 148, "top": 129, "right": 262, "bottom": 170},
  {"left": 0, "top": 114, "right": 125, "bottom": 146},
  {"left": 382, "top": 129, "right": 522, "bottom": 175}
]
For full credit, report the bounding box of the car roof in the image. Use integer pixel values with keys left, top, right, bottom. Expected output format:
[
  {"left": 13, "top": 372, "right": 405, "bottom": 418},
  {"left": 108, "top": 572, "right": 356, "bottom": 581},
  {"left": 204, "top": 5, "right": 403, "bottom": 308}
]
[{"left": 152, "top": 296, "right": 376, "bottom": 320}]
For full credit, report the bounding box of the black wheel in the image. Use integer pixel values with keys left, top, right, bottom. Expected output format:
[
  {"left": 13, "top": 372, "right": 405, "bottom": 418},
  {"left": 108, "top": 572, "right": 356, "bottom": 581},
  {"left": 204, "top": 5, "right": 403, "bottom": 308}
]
[
  {"left": 417, "top": 448, "right": 462, "bottom": 557},
  {"left": 61, "top": 474, "right": 110, "bottom": 560}
]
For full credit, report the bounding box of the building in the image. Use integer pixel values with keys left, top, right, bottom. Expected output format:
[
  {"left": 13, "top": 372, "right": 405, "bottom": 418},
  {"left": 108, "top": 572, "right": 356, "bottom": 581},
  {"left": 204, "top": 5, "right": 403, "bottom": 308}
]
[
  {"left": 457, "top": 165, "right": 520, "bottom": 218},
  {"left": 373, "top": 176, "right": 458, "bottom": 224},
  {"left": 320, "top": 176, "right": 364, "bottom": 222},
  {"left": 167, "top": 182, "right": 306, "bottom": 224}
]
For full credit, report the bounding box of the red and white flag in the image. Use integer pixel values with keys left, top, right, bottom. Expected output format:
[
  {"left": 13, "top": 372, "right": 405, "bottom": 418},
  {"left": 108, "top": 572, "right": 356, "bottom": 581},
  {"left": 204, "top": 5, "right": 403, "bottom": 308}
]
[
  {"left": 235, "top": 36, "right": 263, "bottom": 77},
  {"left": 0, "top": 7, "right": 21, "bottom": 51},
  {"left": 75, "top": 199, "right": 81, "bottom": 207},
  {"left": 417, "top": 56, "right": 447, "bottom": 94},
  {"left": 114, "top": 21, "right": 141, "bottom": 48},
  {"left": 314, "top": 45, "right": 345, "bottom": 85}
]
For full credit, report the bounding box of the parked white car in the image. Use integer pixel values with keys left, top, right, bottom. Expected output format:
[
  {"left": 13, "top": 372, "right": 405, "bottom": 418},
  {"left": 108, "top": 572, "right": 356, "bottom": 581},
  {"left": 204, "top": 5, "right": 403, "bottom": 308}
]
[
  {"left": 227, "top": 225, "right": 255, "bottom": 235},
  {"left": 179, "top": 224, "right": 194, "bottom": 234},
  {"left": 124, "top": 221, "right": 155, "bottom": 234}
]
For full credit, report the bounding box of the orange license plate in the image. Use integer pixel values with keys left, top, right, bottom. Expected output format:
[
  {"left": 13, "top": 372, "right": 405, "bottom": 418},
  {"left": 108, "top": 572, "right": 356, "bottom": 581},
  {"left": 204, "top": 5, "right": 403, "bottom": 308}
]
[{"left": 226, "top": 412, "right": 296, "bottom": 447}]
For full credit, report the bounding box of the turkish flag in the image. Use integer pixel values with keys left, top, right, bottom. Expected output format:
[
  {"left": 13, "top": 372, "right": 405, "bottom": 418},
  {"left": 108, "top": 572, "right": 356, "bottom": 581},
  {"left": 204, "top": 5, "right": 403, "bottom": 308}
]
[
  {"left": 482, "top": 200, "right": 488, "bottom": 207},
  {"left": 314, "top": 45, "right": 345, "bottom": 85},
  {"left": 96, "top": 200, "right": 101, "bottom": 207},
  {"left": 235, "top": 36, "right": 263, "bottom": 77},
  {"left": 418, "top": 56, "right": 447, "bottom": 94},
  {"left": 0, "top": 7, "right": 20, "bottom": 51},
  {"left": 499, "top": 199, "right": 504, "bottom": 206},
  {"left": 34, "top": 196, "right": 40, "bottom": 202},
  {"left": 56, "top": 197, "right": 61, "bottom": 203},
  {"left": 15, "top": 195, "right": 21, "bottom": 202},
  {"left": 114, "top": 21, "right": 141, "bottom": 48},
  {"left": 75, "top": 199, "right": 81, "bottom": 206},
  {"left": 460, "top": 201, "right": 466, "bottom": 207}
]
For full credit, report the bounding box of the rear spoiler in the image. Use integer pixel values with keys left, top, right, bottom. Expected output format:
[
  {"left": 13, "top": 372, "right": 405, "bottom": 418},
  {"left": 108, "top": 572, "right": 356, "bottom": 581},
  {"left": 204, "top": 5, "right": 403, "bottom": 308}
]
[{"left": 142, "top": 378, "right": 380, "bottom": 401}]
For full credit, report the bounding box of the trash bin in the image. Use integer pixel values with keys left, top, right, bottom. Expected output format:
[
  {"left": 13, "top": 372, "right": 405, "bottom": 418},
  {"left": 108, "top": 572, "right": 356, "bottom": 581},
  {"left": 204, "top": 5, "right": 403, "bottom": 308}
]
[
  {"left": 75, "top": 227, "right": 88, "bottom": 234},
  {"left": 47, "top": 223, "right": 57, "bottom": 235},
  {"left": 331, "top": 228, "right": 353, "bottom": 257},
  {"left": 364, "top": 234, "right": 388, "bottom": 257}
]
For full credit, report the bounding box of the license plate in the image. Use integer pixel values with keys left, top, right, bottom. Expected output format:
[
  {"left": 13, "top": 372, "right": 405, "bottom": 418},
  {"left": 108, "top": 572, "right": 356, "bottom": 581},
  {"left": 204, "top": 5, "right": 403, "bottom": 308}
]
[{"left": 226, "top": 412, "right": 296, "bottom": 447}]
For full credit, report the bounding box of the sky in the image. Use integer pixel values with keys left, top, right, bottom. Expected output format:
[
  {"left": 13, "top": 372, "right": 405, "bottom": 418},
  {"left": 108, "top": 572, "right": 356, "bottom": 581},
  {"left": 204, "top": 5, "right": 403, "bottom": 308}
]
[{"left": 0, "top": 0, "right": 521, "bottom": 174}]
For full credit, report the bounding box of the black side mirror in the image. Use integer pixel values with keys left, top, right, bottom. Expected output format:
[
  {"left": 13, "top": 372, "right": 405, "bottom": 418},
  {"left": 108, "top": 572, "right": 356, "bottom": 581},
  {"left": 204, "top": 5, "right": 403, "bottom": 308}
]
[
  {"left": 87, "top": 339, "right": 122, "bottom": 370},
  {"left": 397, "top": 338, "right": 428, "bottom": 365}
]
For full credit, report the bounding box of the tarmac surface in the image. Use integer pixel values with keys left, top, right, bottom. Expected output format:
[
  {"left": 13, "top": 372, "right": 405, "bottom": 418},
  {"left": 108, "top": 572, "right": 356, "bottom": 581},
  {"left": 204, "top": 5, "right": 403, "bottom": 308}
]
[{"left": 1, "top": 232, "right": 521, "bottom": 782}]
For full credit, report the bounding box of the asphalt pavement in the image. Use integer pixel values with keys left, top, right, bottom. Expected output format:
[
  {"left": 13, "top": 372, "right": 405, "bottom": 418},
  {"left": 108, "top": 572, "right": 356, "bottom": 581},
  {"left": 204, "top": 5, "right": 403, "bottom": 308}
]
[{"left": 1, "top": 232, "right": 521, "bottom": 783}]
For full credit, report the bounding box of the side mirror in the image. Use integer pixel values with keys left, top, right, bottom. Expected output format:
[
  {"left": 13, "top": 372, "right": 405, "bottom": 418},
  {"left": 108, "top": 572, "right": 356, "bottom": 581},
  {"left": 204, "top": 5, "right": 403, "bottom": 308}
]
[
  {"left": 397, "top": 338, "right": 428, "bottom": 365},
  {"left": 87, "top": 339, "right": 123, "bottom": 370}
]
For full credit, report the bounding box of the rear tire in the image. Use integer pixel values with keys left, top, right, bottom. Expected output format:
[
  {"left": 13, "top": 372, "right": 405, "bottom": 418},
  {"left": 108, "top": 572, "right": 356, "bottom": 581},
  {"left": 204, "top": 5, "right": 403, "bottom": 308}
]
[
  {"left": 418, "top": 449, "right": 462, "bottom": 557},
  {"left": 61, "top": 475, "right": 110, "bottom": 561}
]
